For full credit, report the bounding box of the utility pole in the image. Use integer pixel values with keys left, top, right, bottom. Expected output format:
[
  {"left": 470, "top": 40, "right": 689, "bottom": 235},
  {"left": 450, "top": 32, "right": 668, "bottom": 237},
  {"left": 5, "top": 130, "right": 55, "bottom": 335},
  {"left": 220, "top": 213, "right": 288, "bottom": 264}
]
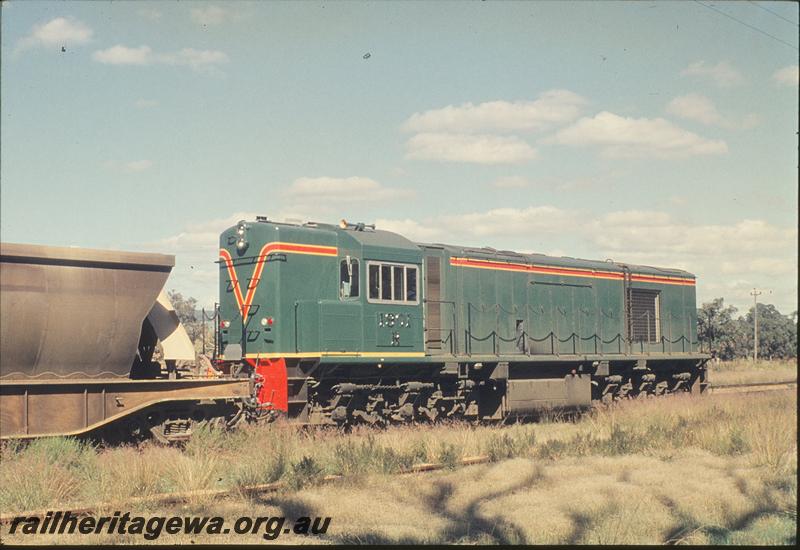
[{"left": 750, "top": 288, "right": 762, "bottom": 363}]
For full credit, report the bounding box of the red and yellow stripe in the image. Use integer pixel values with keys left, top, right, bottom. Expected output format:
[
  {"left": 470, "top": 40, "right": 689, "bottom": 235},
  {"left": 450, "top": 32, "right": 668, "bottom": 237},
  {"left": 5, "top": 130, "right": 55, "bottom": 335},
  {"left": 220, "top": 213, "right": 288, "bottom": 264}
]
[
  {"left": 220, "top": 242, "right": 338, "bottom": 320},
  {"left": 629, "top": 274, "right": 695, "bottom": 286},
  {"left": 449, "top": 257, "right": 694, "bottom": 286}
]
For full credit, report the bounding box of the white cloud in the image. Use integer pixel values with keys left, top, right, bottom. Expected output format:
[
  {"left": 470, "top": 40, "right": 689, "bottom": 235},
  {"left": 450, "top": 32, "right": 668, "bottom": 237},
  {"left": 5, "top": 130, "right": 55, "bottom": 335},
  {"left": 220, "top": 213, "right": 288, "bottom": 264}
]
[
  {"left": 92, "top": 45, "right": 229, "bottom": 73},
  {"left": 137, "top": 7, "right": 163, "bottom": 21},
  {"left": 442, "top": 206, "right": 576, "bottom": 237},
  {"left": 738, "top": 113, "right": 762, "bottom": 130},
  {"left": 773, "top": 65, "right": 799, "bottom": 87},
  {"left": 154, "top": 212, "right": 258, "bottom": 254},
  {"left": 375, "top": 206, "right": 578, "bottom": 249},
  {"left": 124, "top": 160, "right": 153, "bottom": 172},
  {"left": 681, "top": 60, "right": 744, "bottom": 87},
  {"left": 15, "top": 17, "right": 93, "bottom": 52},
  {"left": 406, "top": 133, "right": 538, "bottom": 164},
  {"left": 587, "top": 213, "right": 797, "bottom": 312},
  {"left": 402, "top": 89, "right": 586, "bottom": 134},
  {"left": 666, "top": 94, "right": 724, "bottom": 126},
  {"left": 601, "top": 210, "right": 672, "bottom": 227},
  {"left": 191, "top": 5, "right": 229, "bottom": 25},
  {"left": 283, "top": 177, "right": 414, "bottom": 202},
  {"left": 666, "top": 94, "right": 759, "bottom": 130},
  {"left": 490, "top": 176, "right": 532, "bottom": 189},
  {"left": 592, "top": 215, "right": 796, "bottom": 258},
  {"left": 490, "top": 170, "right": 623, "bottom": 192},
  {"left": 93, "top": 45, "right": 152, "bottom": 65},
  {"left": 373, "top": 219, "right": 444, "bottom": 242},
  {"left": 144, "top": 211, "right": 259, "bottom": 307},
  {"left": 104, "top": 159, "right": 153, "bottom": 173},
  {"left": 134, "top": 98, "right": 159, "bottom": 108},
  {"left": 669, "top": 195, "right": 689, "bottom": 207},
  {"left": 158, "top": 48, "right": 229, "bottom": 71},
  {"left": 550, "top": 111, "right": 728, "bottom": 158}
]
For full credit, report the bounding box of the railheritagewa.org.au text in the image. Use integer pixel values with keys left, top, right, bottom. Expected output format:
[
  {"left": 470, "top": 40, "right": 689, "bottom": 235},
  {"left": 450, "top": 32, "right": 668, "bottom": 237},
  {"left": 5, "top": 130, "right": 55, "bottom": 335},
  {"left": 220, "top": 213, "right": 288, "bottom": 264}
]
[{"left": 8, "top": 510, "right": 331, "bottom": 540}]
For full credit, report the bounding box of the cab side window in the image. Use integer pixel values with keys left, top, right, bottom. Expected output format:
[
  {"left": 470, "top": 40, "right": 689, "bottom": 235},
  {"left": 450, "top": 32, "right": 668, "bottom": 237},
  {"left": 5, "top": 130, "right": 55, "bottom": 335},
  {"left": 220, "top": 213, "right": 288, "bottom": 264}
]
[
  {"left": 406, "top": 267, "right": 417, "bottom": 301},
  {"left": 339, "top": 258, "right": 360, "bottom": 299},
  {"left": 381, "top": 265, "right": 392, "bottom": 300},
  {"left": 366, "top": 262, "right": 419, "bottom": 304},
  {"left": 368, "top": 264, "right": 380, "bottom": 299}
]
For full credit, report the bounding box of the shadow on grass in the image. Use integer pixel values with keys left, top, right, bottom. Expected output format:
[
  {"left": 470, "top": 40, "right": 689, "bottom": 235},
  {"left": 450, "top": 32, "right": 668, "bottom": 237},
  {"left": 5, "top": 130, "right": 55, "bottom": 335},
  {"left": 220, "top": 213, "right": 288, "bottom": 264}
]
[
  {"left": 425, "top": 476, "right": 533, "bottom": 544},
  {"left": 256, "top": 463, "right": 545, "bottom": 544},
  {"left": 658, "top": 488, "right": 795, "bottom": 545}
]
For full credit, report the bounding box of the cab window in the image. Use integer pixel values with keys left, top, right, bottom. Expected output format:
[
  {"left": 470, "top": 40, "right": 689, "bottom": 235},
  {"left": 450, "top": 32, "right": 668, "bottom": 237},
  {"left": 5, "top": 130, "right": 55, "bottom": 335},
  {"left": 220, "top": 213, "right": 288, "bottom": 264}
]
[
  {"left": 339, "top": 258, "right": 359, "bottom": 299},
  {"left": 381, "top": 265, "right": 392, "bottom": 300},
  {"left": 368, "top": 265, "right": 380, "bottom": 299},
  {"left": 367, "top": 262, "right": 419, "bottom": 305},
  {"left": 406, "top": 267, "right": 417, "bottom": 301}
]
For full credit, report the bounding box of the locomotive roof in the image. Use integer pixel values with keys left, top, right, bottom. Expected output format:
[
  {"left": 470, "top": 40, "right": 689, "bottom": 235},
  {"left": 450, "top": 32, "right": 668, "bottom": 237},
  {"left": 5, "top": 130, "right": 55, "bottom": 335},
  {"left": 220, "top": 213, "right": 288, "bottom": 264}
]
[
  {"left": 243, "top": 218, "right": 695, "bottom": 278},
  {"left": 248, "top": 219, "right": 421, "bottom": 252},
  {"left": 419, "top": 241, "right": 695, "bottom": 279}
]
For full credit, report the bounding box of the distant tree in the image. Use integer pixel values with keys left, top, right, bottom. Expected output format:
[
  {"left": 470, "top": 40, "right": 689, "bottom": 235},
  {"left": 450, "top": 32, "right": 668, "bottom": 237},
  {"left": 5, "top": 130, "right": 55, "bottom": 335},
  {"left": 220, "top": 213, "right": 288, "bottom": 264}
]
[
  {"left": 741, "top": 303, "right": 798, "bottom": 360},
  {"left": 167, "top": 290, "right": 219, "bottom": 356},
  {"left": 697, "top": 298, "right": 745, "bottom": 360},
  {"left": 167, "top": 290, "right": 202, "bottom": 344}
]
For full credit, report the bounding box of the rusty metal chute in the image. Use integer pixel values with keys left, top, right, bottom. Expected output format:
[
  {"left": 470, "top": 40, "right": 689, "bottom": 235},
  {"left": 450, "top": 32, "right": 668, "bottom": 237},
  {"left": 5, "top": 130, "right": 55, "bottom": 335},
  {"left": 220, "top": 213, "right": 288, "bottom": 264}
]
[
  {"left": 145, "top": 290, "right": 197, "bottom": 362},
  {"left": 0, "top": 242, "right": 179, "bottom": 379}
]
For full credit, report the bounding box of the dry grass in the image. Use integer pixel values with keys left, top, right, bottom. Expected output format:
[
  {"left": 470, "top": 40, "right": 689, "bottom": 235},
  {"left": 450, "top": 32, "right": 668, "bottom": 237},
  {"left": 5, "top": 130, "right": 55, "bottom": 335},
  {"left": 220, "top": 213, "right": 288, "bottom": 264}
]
[
  {"left": 708, "top": 358, "right": 797, "bottom": 386},
  {"left": 1, "top": 390, "right": 796, "bottom": 544}
]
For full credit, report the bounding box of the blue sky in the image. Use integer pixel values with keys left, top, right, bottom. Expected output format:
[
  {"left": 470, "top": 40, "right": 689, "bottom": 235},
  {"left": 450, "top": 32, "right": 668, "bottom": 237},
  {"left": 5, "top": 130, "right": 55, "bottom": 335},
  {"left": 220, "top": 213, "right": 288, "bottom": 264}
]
[{"left": 2, "top": 1, "right": 797, "bottom": 312}]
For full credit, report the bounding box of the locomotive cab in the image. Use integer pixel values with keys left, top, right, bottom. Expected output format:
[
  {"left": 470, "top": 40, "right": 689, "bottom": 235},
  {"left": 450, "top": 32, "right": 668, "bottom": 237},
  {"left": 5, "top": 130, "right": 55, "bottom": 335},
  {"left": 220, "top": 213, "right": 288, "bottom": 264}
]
[
  {"left": 217, "top": 217, "right": 425, "bottom": 414},
  {"left": 218, "top": 218, "right": 424, "bottom": 361}
]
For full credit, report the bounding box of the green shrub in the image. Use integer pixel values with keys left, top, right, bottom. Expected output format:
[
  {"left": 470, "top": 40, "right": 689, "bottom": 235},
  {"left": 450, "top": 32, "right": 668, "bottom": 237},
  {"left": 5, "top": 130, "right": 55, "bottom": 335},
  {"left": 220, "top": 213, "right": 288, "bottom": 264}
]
[
  {"left": 287, "top": 455, "right": 324, "bottom": 489},
  {"left": 437, "top": 442, "right": 459, "bottom": 469},
  {"left": 485, "top": 429, "right": 536, "bottom": 461}
]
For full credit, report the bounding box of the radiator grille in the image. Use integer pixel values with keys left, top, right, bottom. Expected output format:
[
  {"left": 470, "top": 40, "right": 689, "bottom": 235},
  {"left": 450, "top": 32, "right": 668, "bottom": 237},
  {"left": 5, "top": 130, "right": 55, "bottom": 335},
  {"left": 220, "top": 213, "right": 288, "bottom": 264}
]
[{"left": 629, "top": 289, "right": 660, "bottom": 343}]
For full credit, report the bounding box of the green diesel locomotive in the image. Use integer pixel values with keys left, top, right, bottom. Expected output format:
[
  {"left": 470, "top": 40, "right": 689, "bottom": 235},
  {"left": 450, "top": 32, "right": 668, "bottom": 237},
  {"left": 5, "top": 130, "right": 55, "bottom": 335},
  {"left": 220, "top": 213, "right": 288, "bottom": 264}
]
[{"left": 218, "top": 217, "right": 708, "bottom": 425}]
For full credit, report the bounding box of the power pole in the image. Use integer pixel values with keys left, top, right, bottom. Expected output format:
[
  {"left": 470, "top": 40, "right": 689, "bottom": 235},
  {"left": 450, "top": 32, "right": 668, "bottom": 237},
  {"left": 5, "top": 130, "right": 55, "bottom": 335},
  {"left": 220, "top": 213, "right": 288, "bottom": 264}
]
[{"left": 750, "top": 288, "right": 762, "bottom": 363}]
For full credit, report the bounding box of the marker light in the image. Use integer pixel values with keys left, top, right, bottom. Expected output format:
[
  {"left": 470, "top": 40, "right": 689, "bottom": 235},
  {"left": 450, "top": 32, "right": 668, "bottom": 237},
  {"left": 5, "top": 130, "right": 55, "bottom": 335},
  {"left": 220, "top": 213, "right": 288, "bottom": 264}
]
[{"left": 221, "top": 320, "right": 231, "bottom": 329}]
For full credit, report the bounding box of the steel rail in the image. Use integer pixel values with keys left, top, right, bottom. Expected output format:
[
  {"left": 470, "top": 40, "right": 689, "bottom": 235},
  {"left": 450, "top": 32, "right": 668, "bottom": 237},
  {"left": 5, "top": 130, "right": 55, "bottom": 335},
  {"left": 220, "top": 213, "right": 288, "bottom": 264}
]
[{"left": 707, "top": 379, "right": 797, "bottom": 389}]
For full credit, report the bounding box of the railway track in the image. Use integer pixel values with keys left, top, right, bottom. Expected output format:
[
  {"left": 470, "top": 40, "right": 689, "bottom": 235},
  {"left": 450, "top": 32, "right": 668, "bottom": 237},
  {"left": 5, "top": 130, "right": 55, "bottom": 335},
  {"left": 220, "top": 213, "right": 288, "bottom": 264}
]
[{"left": 706, "top": 379, "right": 797, "bottom": 395}]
